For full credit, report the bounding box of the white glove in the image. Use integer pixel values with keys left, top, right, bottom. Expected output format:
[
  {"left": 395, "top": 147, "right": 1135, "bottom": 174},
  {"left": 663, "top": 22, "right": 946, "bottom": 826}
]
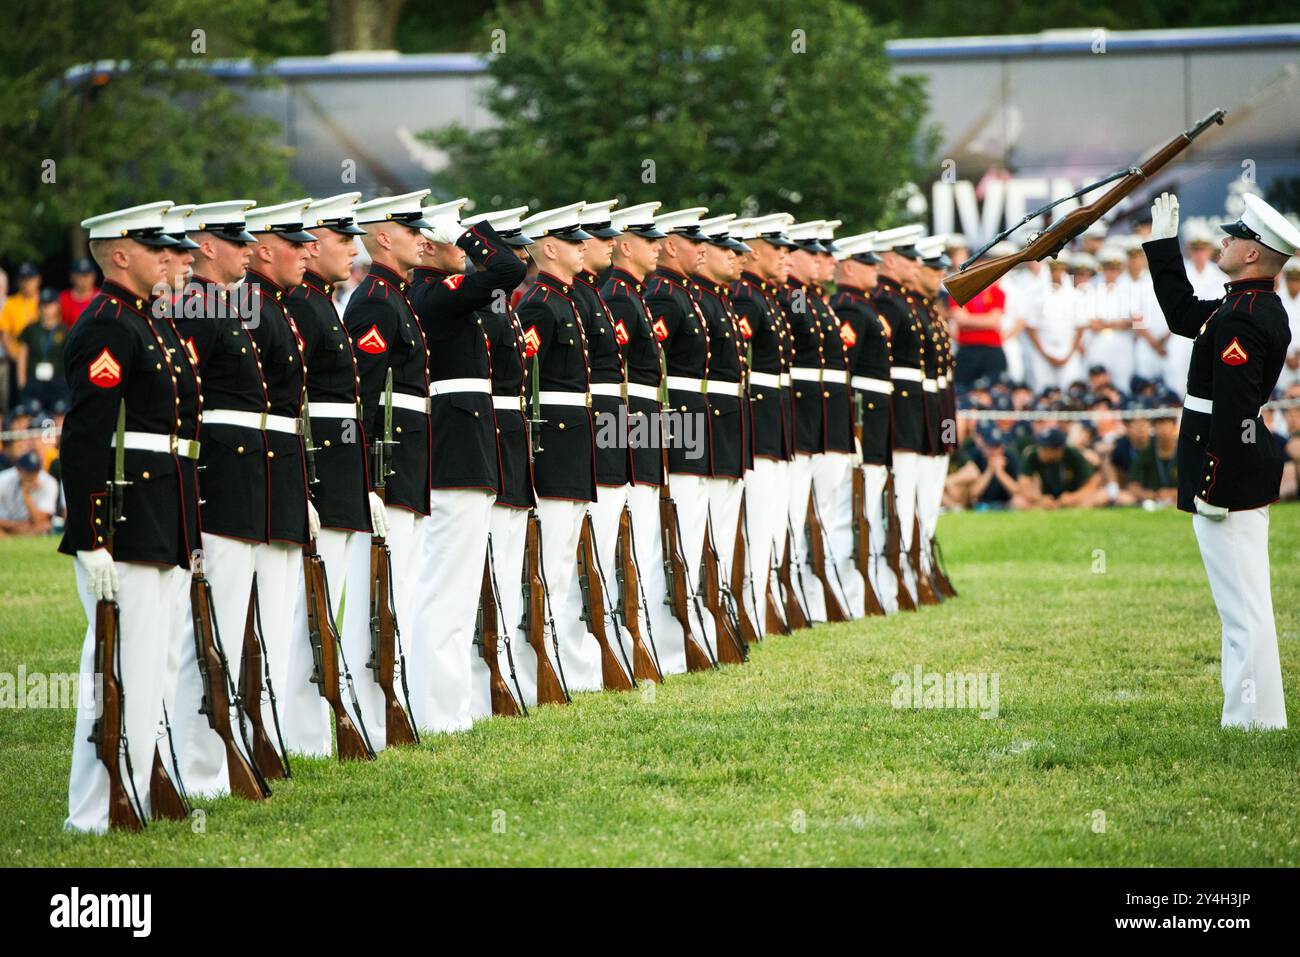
[
  {"left": 420, "top": 216, "right": 466, "bottom": 246},
  {"left": 368, "top": 492, "right": 389, "bottom": 539},
  {"left": 1194, "top": 496, "right": 1228, "bottom": 521},
  {"left": 307, "top": 499, "right": 321, "bottom": 540},
  {"left": 77, "top": 549, "right": 119, "bottom": 602},
  {"left": 1149, "top": 192, "right": 1180, "bottom": 241}
]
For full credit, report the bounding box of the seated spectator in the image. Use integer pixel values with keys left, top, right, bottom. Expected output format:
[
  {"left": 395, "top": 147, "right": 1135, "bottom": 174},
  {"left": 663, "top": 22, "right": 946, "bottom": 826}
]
[
  {"left": 1281, "top": 383, "right": 1300, "bottom": 500},
  {"left": 0, "top": 451, "right": 58, "bottom": 536},
  {"left": 1018, "top": 427, "right": 1104, "bottom": 509},
  {"left": 59, "top": 259, "right": 100, "bottom": 328},
  {"left": 1126, "top": 408, "right": 1179, "bottom": 505},
  {"left": 945, "top": 425, "right": 1026, "bottom": 510},
  {"left": 17, "top": 289, "right": 70, "bottom": 409}
]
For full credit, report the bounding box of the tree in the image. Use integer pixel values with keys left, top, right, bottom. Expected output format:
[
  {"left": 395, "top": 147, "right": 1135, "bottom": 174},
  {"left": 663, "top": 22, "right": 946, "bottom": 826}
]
[
  {"left": 330, "top": 0, "right": 409, "bottom": 51},
  {"left": 0, "top": 0, "right": 310, "bottom": 263},
  {"left": 426, "top": 0, "right": 937, "bottom": 229}
]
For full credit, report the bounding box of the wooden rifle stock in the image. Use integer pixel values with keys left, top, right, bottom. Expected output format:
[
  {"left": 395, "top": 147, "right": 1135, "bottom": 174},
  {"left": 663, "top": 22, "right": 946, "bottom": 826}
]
[
  {"left": 883, "top": 471, "right": 916, "bottom": 612},
  {"left": 805, "top": 490, "right": 850, "bottom": 623},
  {"left": 851, "top": 468, "right": 887, "bottom": 616},
  {"left": 777, "top": 527, "right": 811, "bottom": 630},
  {"left": 477, "top": 558, "right": 523, "bottom": 717},
  {"left": 524, "top": 513, "right": 569, "bottom": 705},
  {"left": 303, "top": 548, "right": 375, "bottom": 761},
  {"left": 911, "top": 514, "right": 941, "bottom": 606},
  {"left": 369, "top": 538, "right": 419, "bottom": 745},
  {"left": 703, "top": 524, "right": 747, "bottom": 664},
  {"left": 931, "top": 536, "right": 958, "bottom": 598},
  {"left": 730, "top": 498, "right": 761, "bottom": 645},
  {"left": 90, "top": 599, "right": 144, "bottom": 831},
  {"left": 616, "top": 506, "right": 662, "bottom": 684},
  {"left": 148, "top": 746, "right": 188, "bottom": 821},
  {"left": 944, "top": 109, "right": 1226, "bottom": 305},
  {"left": 577, "top": 515, "right": 635, "bottom": 691},
  {"left": 191, "top": 573, "right": 269, "bottom": 798},
  {"left": 241, "top": 585, "right": 289, "bottom": 779},
  {"left": 659, "top": 485, "right": 716, "bottom": 672}
]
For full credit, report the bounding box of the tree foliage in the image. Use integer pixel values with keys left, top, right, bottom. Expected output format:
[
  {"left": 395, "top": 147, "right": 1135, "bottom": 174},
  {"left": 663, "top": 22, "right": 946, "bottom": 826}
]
[{"left": 427, "top": 0, "right": 937, "bottom": 230}]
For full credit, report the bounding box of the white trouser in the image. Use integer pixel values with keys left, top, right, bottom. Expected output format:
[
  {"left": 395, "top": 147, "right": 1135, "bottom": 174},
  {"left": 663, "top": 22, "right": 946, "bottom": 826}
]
[
  {"left": 626, "top": 483, "right": 666, "bottom": 676},
  {"left": 1032, "top": 353, "right": 1083, "bottom": 392},
  {"left": 254, "top": 540, "right": 318, "bottom": 761},
  {"left": 811, "top": 451, "right": 855, "bottom": 618},
  {"left": 300, "top": 528, "right": 379, "bottom": 751},
  {"left": 1193, "top": 509, "right": 1287, "bottom": 730},
  {"left": 534, "top": 498, "right": 594, "bottom": 692},
  {"left": 745, "top": 458, "right": 788, "bottom": 637},
  {"left": 588, "top": 484, "right": 636, "bottom": 685},
  {"left": 916, "top": 454, "right": 948, "bottom": 578},
  {"left": 861, "top": 464, "right": 898, "bottom": 614},
  {"left": 67, "top": 561, "right": 169, "bottom": 833},
  {"left": 786, "top": 453, "right": 819, "bottom": 621},
  {"left": 409, "top": 488, "right": 494, "bottom": 734},
  {"left": 476, "top": 505, "right": 529, "bottom": 715},
  {"left": 170, "top": 533, "right": 258, "bottom": 796},
  {"left": 1085, "top": 332, "right": 1134, "bottom": 392},
  {"left": 155, "top": 564, "right": 190, "bottom": 793},
  {"left": 891, "top": 451, "right": 921, "bottom": 605}
]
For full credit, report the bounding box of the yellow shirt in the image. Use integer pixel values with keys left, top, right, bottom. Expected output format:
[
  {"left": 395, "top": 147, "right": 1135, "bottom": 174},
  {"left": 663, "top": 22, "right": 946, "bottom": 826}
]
[{"left": 0, "top": 292, "right": 39, "bottom": 341}]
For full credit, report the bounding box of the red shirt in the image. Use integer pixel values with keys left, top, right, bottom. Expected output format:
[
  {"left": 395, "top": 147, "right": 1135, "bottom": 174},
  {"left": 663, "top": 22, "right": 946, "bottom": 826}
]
[
  {"left": 956, "top": 283, "right": 1005, "bottom": 348},
  {"left": 59, "top": 288, "right": 99, "bottom": 327}
]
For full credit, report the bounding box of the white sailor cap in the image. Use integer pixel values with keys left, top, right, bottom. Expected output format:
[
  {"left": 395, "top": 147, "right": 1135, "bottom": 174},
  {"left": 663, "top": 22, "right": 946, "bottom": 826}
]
[
  {"left": 463, "top": 205, "right": 535, "bottom": 246},
  {"left": 787, "top": 220, "right": 828, "bottom": 253},
  {"left": 161, "top": 204, "right": 200, "bottom": 250},
  {"left": 915, "top": 235, "right": 950, "bottom": 268},
  {"left": 81, "top": 201, "right": 181, "bottom": 247},
  {"left": 873, "top": 224, "right": 926, "bottom": 259},
  {"left": 698, "top": 214, "right": 751, "bottom": 253},
  {"left": 610, "top": 202, "right": 666, "bottom": 239},
  {"left": 654, "top": 206, "right": 710, "bottom": 239},
  {"left": 1283, "top": 255, "right": 1300, "bottom": 275},
  {"left": 1097, "top": 244, "right": 1126, "bottom": 266},
  {"left": 832, "top": 232, "right": 880, "bottom": 264},
  {"left": 307, "top": 192, "right": 367, "bottom": 236},
  {"left": 353, "top": 190, "right": 435, "bottom": 229},
  {"left": 1069, "top": 252, "right": 1098, "bottom": 272},
  {"left": 520, "top": 201, "right": 592, "bottom": 243},
  {"left": 188, "top": 199, "right": 258, "bottom": 244},
  {"left": 1182, "top": 220, "right": 1216, "bottom": 246},
  {"left": 579, "top": 200, "right": 623, "bottom": 239},
  {"left": 418, "top": 197, "right": 470, "bottom": 242},
  {"left": 733, "top": 212, "right": 796, "bottom": 247},
  {"left": 946, "top": 232, "right": 970, "bottom": 249},
  {"left": 247, "top": 198, "right": 318, "bottom": 243},
  {"left": 1221, "top": 193, "right": 1300, "bottom": 257},
  {"left": 986, "top": 239, "right": 1020, "bottom": 258},
  {"left": 1082, "top": 221, "right": 1109, "bottom": 240}
]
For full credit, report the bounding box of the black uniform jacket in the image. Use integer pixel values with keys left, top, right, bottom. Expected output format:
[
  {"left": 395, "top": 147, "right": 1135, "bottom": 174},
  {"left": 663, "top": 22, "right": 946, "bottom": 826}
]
[
  {"left": 782, "top": 278, "right": 826, "bottom": 455},
  {"left": 835, "top": 284, "right": 892, "bottom": 466},
  {"left": 875, "top": 276, "right": 928, "bottom": 454},
  {"left": 174, "top": 276, "right": 269, "bottom": 543},
  {"left": 919, "top": 295, "right": 944, "bottom": 456},
  {"left": 646, "top": 266, "right": 713, "bottom": 477},
  {"left": 814, "top": 285, "right": 854, "bottom": 454},
  {"left": 602, "top": 268, "right": 664, "bottom": 486},
  {"left": 245, "top": 271, "right": 310, "bottom": 544},
  {"left": 1144, "top": 238, "right": 1291, "bottom": 512},
  {"left": 483, "top": 298, "right": 535, "bottom": 510},
  {"left": 344, "top": 262, "right": 430, "bottom": 515},
  {"left": 409, "top": 222, "right": 525, "bottom": 494},
  {"left": 59, "top": 281, "right": 198, "bottom": 568},
  {"left": 288, "top": 269, "right": 371, "bottom": 532},
  {"left": 732, "top": 271, "right": 792, "bottom": 461},
  {"left": 516, "top": 272, "right": 597, "bottom": 501},
  {"left": 573, "top": 270, "right": 632, "bottom": 487},
  {"left": 693, "top": 276, "right": 749, "bottom": 479}
]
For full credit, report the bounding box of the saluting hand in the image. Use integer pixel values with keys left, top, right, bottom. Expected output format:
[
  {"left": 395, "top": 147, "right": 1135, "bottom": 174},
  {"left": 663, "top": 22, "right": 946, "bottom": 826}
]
[{"left": 1150, "top": 192, "right": 1180, "bottom": 242}]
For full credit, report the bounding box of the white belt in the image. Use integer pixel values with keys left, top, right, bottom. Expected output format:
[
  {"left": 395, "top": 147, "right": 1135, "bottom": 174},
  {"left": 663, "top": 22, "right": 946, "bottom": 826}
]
[
  {"left": 852, "top": 376, "right": 893, "bottom": 395},
  {"left": 822, "top": 369, "right": 848, "bottom": 385},
  {"left": 1183, "top": 394, "right": 1212, "bottom": 415},
  {"left": 890, "top": 366, "right": 924, "bottom": 382},
  {"left": 923, "top": 379, "right": 939, "bottom": 394},
  {"left": 749, "top": 371, "right": 780, "bottom": 389},
  {"left": 790, "top": 367, "right": 822, "bottom": 382},
  {"left": 666, "top": 375, "right": 704, "bottom": 393},
  {"left": 308, "top": 401, "right": 360, "bottom": 419},
  {"left": 430, "top": 377, "right": 491, "bottom": 396},
  {"left": 706, "top": 380, "right": 743, "bottom": 398},
  {"left": 391, "top": 392, "right": 430, "bottom": 414},
  {"left": 937, "top": 375, "right": 948, "bottom": 389},
  {"left": 264, "top": 413, "right": 302, "bottom": 435},
  {"left": 780, "top": 372, "right": 792, "bottom": 387},
  {"left": 539, "top": 390, "right": 590, "bottom": 407},
  {"left": 493, "top": 394, "right": 524, "bottom": 411},
  {"left": 626, "top": 382, "right": 661, "bottom": 401},
  {"left": 202, "top": 409, "right": 264, "bottom": 430},
  {"left": 590, "top": 383, "right": 624, "bottom": 398},
  {"left": 112, "top": 431, "right": 201, "bottom": 460}
]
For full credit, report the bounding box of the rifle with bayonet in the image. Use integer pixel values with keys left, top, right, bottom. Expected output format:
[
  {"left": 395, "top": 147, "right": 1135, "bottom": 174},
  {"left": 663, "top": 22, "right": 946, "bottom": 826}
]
[
  {"left": 522, "top": 512, "right": 570, "bottom": 705},
  {"left": 615, "top": 505, "right": 663, "bottom": 683},
  {"left": 302, "top": 397, "right": 376, "bottom": 761},
  {"left": 577, "top": 514, "right": 635, "bottom": 691},
  {"left": 702, "top": 521, "right": 747, "bottom": 664},
  {"left": 805, "top": 489, "right": 850, "bottom": 622},
  {"left": 731, "top": 493, "right": 763, "bottom": 644},
  {"left": 89, "top": 401, "right": 148, "bottom": 831},
  {"left": 777, "top": 523, "right": 811, "bottom": 631},
  {"left": 240, "top": 574, "right": 290, "bottom": 779},
  {"left": 883, "top": 471, "right": 916, "bottom": 612},
  {"left": 944, "top": 109, "right": 1226, "bottom": 306},
  {"left": 658, "top": 445, "right": 716, "bottom": 672},
  {"left": 367, "top": 370, "right": 419, "bottom": 746},
  {"left": 476, "top": 553, "right": 524, "bottom": 716}
]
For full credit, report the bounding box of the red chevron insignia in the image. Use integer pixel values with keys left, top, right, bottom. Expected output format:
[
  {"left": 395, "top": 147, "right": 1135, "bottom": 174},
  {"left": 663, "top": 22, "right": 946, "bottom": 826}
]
[
  {"left": 737, "top": 316, "right": 753, "bottom": 339},
  {"left": 357, "top": 325, "right": 388, "bottom": 354},
  {"left": 614, "top": 320, "right": 629, "bottom": 345},
  {"left": 184, "top": 337, "right": 199, "bottom": 367},
  {"left": 1220, "top": 337, "right": 1248, "bottom": 366},
  {"left": 88, "top": 348, "right": 122, "bottom": 388},
  {"left": 522, "top": 325, "right": 541, "bottom": 357},
  {"left": 653, "top": 318, "right": 669, "bottom": 341},
  {"left": 839, "top": 322, "right": 857, "bottom": 347},
  {"left": 442, "top": 273, "right": 465, "bottom": 290}
]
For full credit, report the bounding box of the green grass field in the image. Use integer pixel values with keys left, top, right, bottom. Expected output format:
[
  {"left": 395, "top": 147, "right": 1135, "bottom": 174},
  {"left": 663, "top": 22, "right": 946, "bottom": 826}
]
[{"left": 2, "top": 505, "right": 1298, "bottom": 867}]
